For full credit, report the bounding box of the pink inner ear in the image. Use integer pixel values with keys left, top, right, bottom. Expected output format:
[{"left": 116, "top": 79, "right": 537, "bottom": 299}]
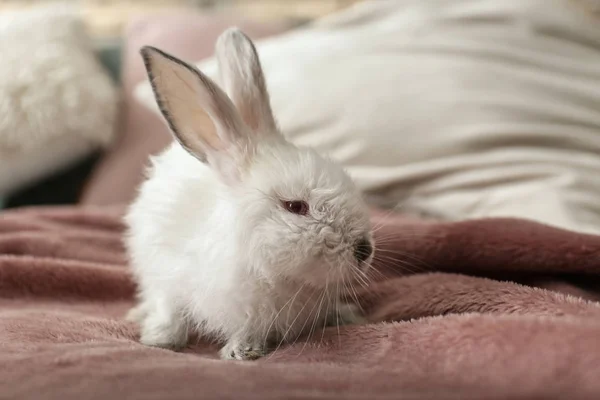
[
  {"left": 242, "top": 108, "right": 260, "bottom": 131},
  {"left": 149, "top": 51, "right": 228, "bottom": 154},
  {"left": 235, "top": 82, "right": 276, "bottom": 135},
  {"left": 216, "top": 29, "right": 276, "bottom": 136}
]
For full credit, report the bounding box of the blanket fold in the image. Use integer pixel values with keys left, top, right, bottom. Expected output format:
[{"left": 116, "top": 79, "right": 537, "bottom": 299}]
[{"left": 1, "top": 206, "right": 600, "bottom": 400}]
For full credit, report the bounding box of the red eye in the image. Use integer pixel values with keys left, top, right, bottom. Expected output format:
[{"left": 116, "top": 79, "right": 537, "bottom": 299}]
[{"left": 283, "top": 200, "right": 309, "bottom": 216}]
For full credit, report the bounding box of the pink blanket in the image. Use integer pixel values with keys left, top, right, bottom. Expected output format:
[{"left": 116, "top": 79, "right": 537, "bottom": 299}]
[{"left": 2, "top": 206, "right": 600, "bottom": 399}]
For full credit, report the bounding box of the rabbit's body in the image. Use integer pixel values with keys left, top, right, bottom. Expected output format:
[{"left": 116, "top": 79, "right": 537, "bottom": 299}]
[
  {"left": 126, "top": 29, "right": 373, "bottom": 360},
  {"left": 127, "top": 143, "right": 344, "bottom": 352}
]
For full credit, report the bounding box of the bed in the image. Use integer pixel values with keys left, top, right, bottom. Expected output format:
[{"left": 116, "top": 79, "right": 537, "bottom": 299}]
[{"left": 2, "top": 2, "right": 600, "bottom": 399}]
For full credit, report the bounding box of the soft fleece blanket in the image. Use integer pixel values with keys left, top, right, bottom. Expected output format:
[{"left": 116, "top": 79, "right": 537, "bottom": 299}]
[{"left": 1, "top": 206, "right": 600, "bottom": 400}]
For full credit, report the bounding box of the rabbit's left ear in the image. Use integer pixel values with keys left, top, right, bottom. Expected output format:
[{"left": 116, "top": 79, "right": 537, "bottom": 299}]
[
  {"left": 141, "top": 46, "right": 253, "bottom": 184},
  {"left": 216, "top": 28, "right": 278, "bottom": 136}
]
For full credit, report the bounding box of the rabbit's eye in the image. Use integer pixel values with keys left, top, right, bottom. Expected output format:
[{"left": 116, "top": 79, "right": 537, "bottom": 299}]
[{"left": 283, "top": 200, "right": 309, "bottom": 216}]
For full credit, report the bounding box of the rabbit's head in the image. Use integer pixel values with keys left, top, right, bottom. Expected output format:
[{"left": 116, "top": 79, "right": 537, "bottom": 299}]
[{"left": 142, "top": 28, "right": 373, "bottom": 288}]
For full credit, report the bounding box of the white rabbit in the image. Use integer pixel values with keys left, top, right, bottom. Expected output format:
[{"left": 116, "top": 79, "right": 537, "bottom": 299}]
[{"left": 125, "top": 28, "right": 374, "bottom": 360}]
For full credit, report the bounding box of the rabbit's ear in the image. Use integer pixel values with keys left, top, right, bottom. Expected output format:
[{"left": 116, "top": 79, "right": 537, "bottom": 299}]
[
  {"left": 216, "top": 28, "right": 278, "bottom": 135},
  {"left": 141, "top": 46, "right": 250, "bottom": 183}
]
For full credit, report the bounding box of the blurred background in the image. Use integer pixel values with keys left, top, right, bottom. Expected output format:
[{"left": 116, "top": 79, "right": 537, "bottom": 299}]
[
  {"left": 0, "top": 0, "right": 364, "bottom": 37},
  {"left": 0, "top": 0, "right": 362, "bottom": 209},
  {"left": 0, "top": 0, "right": 599, "bottom": 235}
]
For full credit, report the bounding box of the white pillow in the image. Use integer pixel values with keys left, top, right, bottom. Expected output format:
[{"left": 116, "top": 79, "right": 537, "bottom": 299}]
[
  {"left": 136, "top": 0, "right": 600, "bottom": 234},
  {"left": 0, "top": 6, "right": 118, "bottom": 197}
]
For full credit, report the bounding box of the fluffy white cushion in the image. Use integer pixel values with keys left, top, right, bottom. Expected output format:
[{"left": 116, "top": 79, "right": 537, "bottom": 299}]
[
  {"left": 136, "top": 0, "right": 600, "bottom": 234},
  {"left": 0, "top": 6, "right": 118, "bottom": 197}
]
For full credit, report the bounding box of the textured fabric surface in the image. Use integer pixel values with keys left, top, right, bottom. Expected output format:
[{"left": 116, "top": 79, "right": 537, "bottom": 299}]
[
  {"left": 135, "top": 0, "right": 600, "bottom": 235},
  {"left": 0, "top": 5, "right": 118, "bottom": 197},
  {"left": 2, "top": 206, "right": 600, "bottom": 399}
]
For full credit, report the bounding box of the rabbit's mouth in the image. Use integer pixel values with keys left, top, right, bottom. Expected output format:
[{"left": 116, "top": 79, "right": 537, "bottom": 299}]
[
  {"left": 329, "top": 236, "right": 375, "bottom": 272},
  {"left": 262, "top": 231, "right": 375, "bottom": 290}
]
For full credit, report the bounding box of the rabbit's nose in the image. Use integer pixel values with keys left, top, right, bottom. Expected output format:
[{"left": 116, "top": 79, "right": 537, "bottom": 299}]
[{"left": 354, "top": 238, "right": 373, "bottom": 264}]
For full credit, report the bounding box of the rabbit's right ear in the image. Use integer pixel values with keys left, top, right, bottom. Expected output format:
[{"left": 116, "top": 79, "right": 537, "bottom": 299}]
[
  {"left": 216, "top": 28, "right": 278, "bottom": 136},
  {"left": 141, "top": 46, "right": 250, "bottom": 183}
]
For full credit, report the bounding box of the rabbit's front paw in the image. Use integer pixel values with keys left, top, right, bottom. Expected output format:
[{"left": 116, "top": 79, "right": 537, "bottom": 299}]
[
  {"left": 220, "top": 338, "right": 265, "bottom": 361},
  {"left": 126, "top": 303, "right": 147, "bottom": 323},
  {"left": 138, "top": 309, "right": 188, "bottom": 351}
]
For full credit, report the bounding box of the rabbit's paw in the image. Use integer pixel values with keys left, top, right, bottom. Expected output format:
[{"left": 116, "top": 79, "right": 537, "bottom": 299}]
[
  {"left": 139, "top": 309, "right": 188, "bottom": 351},
  {"left": 220, "top": 338, "right": 265, "bottom": 361}
]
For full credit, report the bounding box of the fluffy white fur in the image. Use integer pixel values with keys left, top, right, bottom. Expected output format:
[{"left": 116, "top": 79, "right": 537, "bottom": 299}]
[
  {"left": 0, "top": 6, "right": 117, "bottom": 197},
  {"left": 126, "top": 29, "right": 373, "bottom": 360}
]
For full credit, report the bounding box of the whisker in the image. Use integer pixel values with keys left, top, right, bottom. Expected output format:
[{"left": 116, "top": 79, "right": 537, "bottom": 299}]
[
  {"left": 344, "top": 276, "right": 363, "bottom": 309},
  {"left": 294, "top": 289, "right": 327, "bottom": 358},
  {"left": 369, "top": 205, "right": 407, "bottom": 233},
  {"left": 318, "top": 283, "right": 331, "bottom": 348},
  {"left": 335, "top": 280, "right": 342, "bottom": 348},
  {"left": 268, "top": 287, "right": 317, "bottom": 360},
  {"left": 372, "top": 251, "right": 431, "bottom": 269},
  {"left": 373, "top": 234, "right": 444, "bottom": 244},
  {"left": 372, "top": 257, "right": 426, "bottom": 275},
  {"left": 348, "top": 266, "right": 370, "bottom": 287},
  {"left": 263, "top": 283, "right": 305, "bottom": 351}
]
